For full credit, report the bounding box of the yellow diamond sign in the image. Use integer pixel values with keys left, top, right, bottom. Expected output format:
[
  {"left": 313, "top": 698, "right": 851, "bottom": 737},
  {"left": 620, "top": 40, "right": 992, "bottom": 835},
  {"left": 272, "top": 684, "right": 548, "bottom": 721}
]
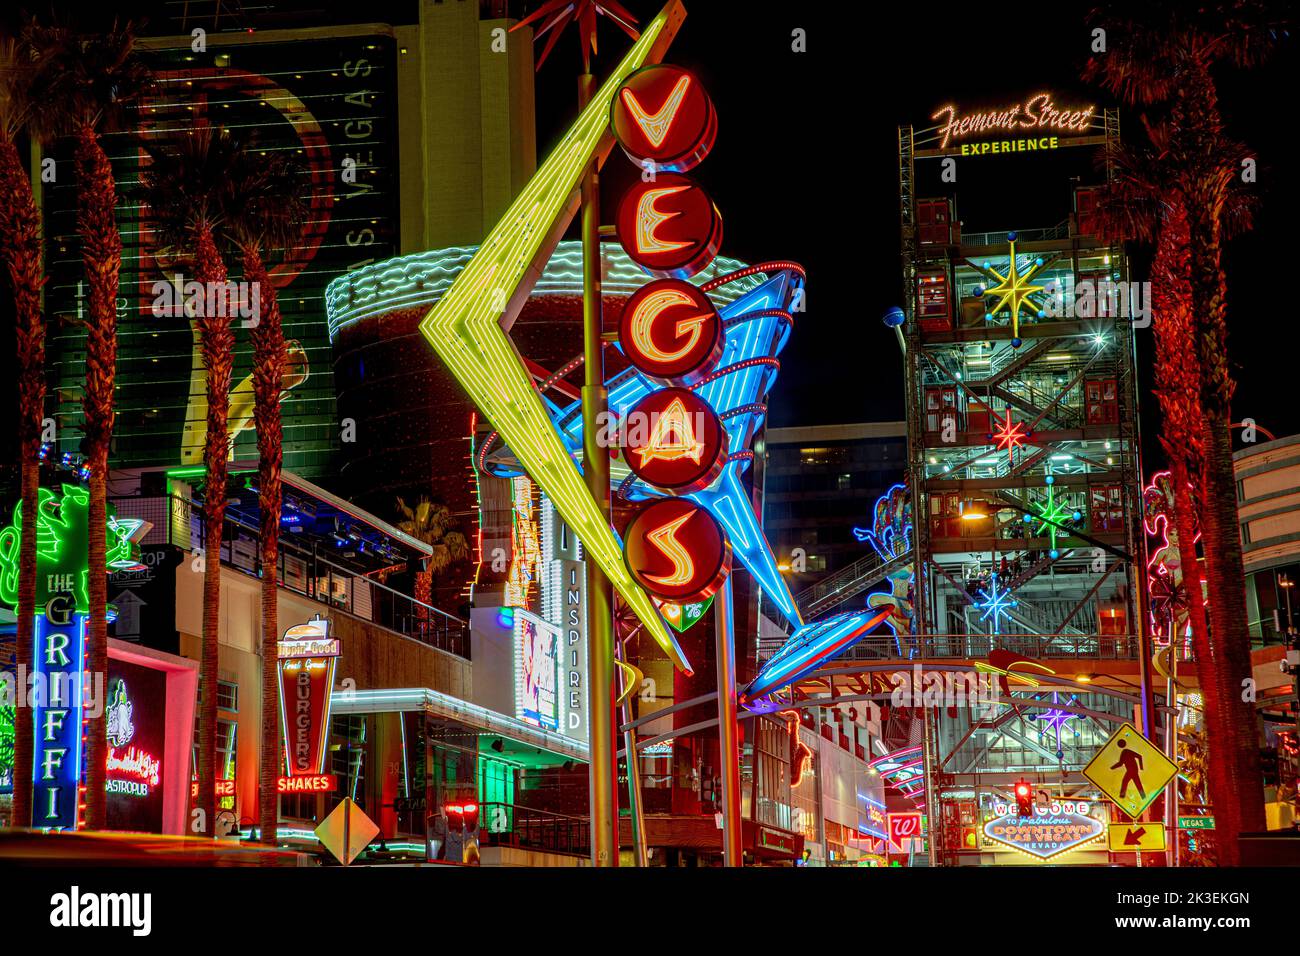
[
  {"left": 1107, "top": 822, "right": 1167, "bottom": 852},
  {"left": 315, "top": 797, "right": 380, "bottom": 866},
  {"left": 1083, "top": 722, "right": 1177, "bottom": 820}
]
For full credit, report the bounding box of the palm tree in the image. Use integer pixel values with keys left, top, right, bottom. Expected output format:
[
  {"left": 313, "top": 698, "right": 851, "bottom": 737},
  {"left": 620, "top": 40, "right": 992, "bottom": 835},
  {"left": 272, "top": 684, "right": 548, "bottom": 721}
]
[
  {"left": 26, "top": 17, "right": 150, "bottom": 831},
  {"left": 394, "top": 497, "right": 469, "bottom": 623},
  {"left": 138, "top": 125, "right": 243, "bottom": 836},
  {"left": 0, "top": 36, "right": 44, "bottom": 827},
  {"left": 224, "top": 144, "right": 307, "bottom": 848},
  {"left": 1094, "top": 135, "right": 1234, "bottom": 843},
  {"left": 1085, "top": 0, "right": 1287, "bottom": 861}
]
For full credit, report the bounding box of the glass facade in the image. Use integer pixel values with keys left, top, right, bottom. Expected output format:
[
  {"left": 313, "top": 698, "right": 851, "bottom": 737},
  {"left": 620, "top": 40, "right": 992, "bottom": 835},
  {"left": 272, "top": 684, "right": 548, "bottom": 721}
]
[
  {"left": 763, "top": 429, "right": 907, "bottom": 593},
  {"left": 44, "top": 33, "right": 400, "bottom": 484}
]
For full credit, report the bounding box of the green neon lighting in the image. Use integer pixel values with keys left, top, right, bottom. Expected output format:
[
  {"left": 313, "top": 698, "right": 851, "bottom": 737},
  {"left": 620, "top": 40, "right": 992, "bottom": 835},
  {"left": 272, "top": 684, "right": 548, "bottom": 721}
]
[
  {"left": 418, "top": 4, "right": 690, "bottom": 672},
  {"left": 0, "top": 483, "right": 134, "bottom": 614}
]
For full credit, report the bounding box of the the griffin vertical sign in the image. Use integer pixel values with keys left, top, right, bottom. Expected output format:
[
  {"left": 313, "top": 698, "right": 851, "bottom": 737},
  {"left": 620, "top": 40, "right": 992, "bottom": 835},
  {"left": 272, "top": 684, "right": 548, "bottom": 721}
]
[
  {"left": 277, "top": 619, "right": 339, "bottom": 793},
  {"left": 33, "top": 598, "right": 86, "bottom": 829}
]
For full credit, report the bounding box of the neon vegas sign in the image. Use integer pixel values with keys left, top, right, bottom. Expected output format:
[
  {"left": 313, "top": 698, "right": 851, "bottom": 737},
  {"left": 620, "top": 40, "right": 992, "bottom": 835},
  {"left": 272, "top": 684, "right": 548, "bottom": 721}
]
[{"left": 931, "top": 93, "right": 1096, "bottom": 151}]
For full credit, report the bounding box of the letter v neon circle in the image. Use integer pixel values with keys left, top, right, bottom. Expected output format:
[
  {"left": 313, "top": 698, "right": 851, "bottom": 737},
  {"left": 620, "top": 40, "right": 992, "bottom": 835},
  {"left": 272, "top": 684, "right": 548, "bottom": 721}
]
[{"left": 418, "top": 2, "right": 692, "bottom": 672}]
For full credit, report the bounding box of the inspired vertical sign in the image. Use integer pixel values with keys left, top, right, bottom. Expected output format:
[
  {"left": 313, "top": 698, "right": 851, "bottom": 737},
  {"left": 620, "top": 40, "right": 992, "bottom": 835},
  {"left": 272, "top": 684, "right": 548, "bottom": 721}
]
[
  {"left": 276, "top": 619, "right": 339, "bottom": 792},
  {"left": 561, "top": 560, "right": 588, "bottom": 741},
  {"left": 33, "top": 594, "right": 87, "bottom": 829}
]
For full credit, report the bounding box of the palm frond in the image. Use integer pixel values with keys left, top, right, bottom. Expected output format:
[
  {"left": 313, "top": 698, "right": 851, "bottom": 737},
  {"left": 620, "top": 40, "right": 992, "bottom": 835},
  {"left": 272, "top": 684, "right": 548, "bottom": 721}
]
[
  {"left": 137, "top": 125, "right": 245, "bottom": 257},
  {"left": 224, "top": 146, "right": 309, "bottom": 255},
  {"left": 22, "top": 16, "right": 152, "bottom": 138}
]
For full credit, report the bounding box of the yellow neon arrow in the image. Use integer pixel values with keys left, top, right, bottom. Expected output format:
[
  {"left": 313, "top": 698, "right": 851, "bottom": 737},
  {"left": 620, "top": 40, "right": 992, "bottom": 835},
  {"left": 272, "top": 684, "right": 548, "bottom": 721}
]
[{"left": 419, "top": 2, "right": 691, "bottom": 672}]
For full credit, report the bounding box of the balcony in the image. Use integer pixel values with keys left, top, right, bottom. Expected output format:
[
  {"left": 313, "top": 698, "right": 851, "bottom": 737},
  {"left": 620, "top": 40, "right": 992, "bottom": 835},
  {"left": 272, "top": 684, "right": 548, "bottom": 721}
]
[{"left": 112, "top": 492, "right": 469, "bottom": 659}]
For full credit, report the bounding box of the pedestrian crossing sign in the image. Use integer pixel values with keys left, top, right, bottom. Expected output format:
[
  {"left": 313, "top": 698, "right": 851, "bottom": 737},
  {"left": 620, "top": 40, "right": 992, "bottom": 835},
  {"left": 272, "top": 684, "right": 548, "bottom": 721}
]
[{"left": 1083, "top": 722, "right": 1178, "bottom": 820}]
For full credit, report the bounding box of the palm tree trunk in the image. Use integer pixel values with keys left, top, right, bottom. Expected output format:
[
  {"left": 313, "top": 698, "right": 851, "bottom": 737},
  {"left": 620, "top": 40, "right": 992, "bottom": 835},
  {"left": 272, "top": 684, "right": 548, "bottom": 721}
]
[
  {"left": 1149, "top": 200, "right": 1232, "bottom": 851},
  {"left": 0, "top": 131, "right": 45, "bottom": 828},
  {"left": 1188, "top": 187, "right": 1266, "bottom": 863},
  {"left": 245, "top": 244, "right": 286, "bottom": 847},
  {"left": 75, "top": 123, "right": 120, "bottom": 832},
  {"left": 195, "top": 225, "right": 232, "bottom": 837}
]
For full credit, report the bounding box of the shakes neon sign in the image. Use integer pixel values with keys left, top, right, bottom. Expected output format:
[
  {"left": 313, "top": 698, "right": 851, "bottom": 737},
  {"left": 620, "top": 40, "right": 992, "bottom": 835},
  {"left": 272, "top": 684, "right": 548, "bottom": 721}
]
[
  {"left": 277, "top": 618, "right": 339, "bottom": 785},
  {"left": 931, "top": 93, "right": 1097, "bottom": 152}
]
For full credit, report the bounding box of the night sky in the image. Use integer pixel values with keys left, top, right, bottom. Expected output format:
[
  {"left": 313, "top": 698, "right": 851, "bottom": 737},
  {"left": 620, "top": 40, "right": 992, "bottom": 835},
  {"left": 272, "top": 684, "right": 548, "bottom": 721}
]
[
  {"left": 3, "top": 0, "right": 1297, "bottom": 471},
  {"left": 534, "top": 0, "right": 1300, "bottom": 456}
]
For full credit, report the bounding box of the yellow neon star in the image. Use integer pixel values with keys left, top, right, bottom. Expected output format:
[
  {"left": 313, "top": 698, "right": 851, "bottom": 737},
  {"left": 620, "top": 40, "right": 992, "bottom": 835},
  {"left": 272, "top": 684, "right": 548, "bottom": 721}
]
[
  {"left": 980, "top": 239, "right": 1048, "bottom": 345},
  {"left": 419, "top": 2, "right": 691, "bottom": 672}
]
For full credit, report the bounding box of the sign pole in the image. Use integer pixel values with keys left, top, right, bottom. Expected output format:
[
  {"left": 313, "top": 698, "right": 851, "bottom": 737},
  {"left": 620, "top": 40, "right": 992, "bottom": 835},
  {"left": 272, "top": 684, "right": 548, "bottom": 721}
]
[
  {"left": 714, "top": 577, "right": 743, "bottom": 866},
  {"left": 578, "top": 70, "right": 619, "bottom": 868},
  {"left": 617, "top": 637, "right": 650, "bottom": 866},
  {"left": 1165, "top": 650, "right": 1179, "bottom": 867}
]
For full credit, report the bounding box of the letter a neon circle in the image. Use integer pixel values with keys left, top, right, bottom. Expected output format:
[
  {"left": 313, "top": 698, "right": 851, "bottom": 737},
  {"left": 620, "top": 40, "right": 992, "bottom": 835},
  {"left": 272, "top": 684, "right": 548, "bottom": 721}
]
[{"left": 622, "top": 387, "right": 726, "bottom": 493}]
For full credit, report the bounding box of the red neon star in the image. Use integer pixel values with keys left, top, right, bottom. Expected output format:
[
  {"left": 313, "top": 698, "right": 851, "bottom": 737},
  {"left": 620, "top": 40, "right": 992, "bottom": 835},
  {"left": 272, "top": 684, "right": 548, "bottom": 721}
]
[{"left": 992, "top": 410, "right": 1028, "bottom": 457}]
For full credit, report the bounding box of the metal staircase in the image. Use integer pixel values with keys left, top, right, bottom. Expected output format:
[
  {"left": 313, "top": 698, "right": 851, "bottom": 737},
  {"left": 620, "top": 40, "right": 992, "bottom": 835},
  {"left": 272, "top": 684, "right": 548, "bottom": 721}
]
[{"left": 794, "top": 548, "right": 914, "bottom": 623}]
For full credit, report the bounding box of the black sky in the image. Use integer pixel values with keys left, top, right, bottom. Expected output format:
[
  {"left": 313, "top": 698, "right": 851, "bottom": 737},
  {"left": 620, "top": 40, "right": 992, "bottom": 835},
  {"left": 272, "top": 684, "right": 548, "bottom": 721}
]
[
  {"left": 535, "top": 0, "right": 1300, "bottom": 455},
  {"left": 3, "top": 0, "right": 1297, "bottom": 469}
]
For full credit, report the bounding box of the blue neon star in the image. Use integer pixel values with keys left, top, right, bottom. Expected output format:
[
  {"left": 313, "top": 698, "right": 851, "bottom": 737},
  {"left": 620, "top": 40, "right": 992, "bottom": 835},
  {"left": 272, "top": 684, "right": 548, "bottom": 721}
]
[{"left": 976, "top": 572, "right": 1018, "bottom": 635}]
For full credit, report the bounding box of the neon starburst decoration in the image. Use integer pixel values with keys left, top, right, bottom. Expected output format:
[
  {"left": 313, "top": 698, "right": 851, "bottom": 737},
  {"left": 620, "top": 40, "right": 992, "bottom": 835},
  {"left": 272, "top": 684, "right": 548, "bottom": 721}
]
[
  {"left": 975, "top": 572, "right": 1018, "bottom": 635},
  {"left": 974, "top": 234, "right": 1051, "bottom": 348},
  {"left": 1027, "top": 692, "right": 1079, "bottom": 735},
  {"left": 991, "top": 409, "right": 1029, "bottom": 465},
  {"left": 513, "top": 0, "right": 641, "bottom": 71},
  {"left": 1023, "top": 473, "right": 1081, "bottom": 560},
  {"left": 1027, "top": 691, "right": 1080, "bottom": 757}
]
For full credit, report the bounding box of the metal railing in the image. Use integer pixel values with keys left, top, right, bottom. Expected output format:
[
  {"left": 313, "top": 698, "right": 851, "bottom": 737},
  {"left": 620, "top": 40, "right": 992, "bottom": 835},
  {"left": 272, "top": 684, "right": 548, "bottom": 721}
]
[
  {"left": 480, "top": 802, "right": 589, "bottom": 858},
  {"left": 111, "top": 494, "right": 470, "bottom": 658},
  {"left": 793, "top": 548, "right": 915, "bottom": 623},
  {"left": 961, "top": 221, "right": 1072, "bottom": 247}
]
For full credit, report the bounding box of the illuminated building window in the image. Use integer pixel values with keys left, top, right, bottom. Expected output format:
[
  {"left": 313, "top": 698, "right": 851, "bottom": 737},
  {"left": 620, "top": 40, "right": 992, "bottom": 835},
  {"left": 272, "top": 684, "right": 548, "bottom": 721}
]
[{"left": 216, "top": 680, "right": 239, "bottom": 713}]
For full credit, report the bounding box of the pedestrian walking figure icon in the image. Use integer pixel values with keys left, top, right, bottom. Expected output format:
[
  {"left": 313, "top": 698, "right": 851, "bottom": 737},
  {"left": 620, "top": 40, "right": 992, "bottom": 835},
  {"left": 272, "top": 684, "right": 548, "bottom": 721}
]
[
  {"left": 1083, "top": 723, "right": 1177, "bottom": 820},
  {"left": 1111, "top": 739, "right": 1144, "bottom": 800}
]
